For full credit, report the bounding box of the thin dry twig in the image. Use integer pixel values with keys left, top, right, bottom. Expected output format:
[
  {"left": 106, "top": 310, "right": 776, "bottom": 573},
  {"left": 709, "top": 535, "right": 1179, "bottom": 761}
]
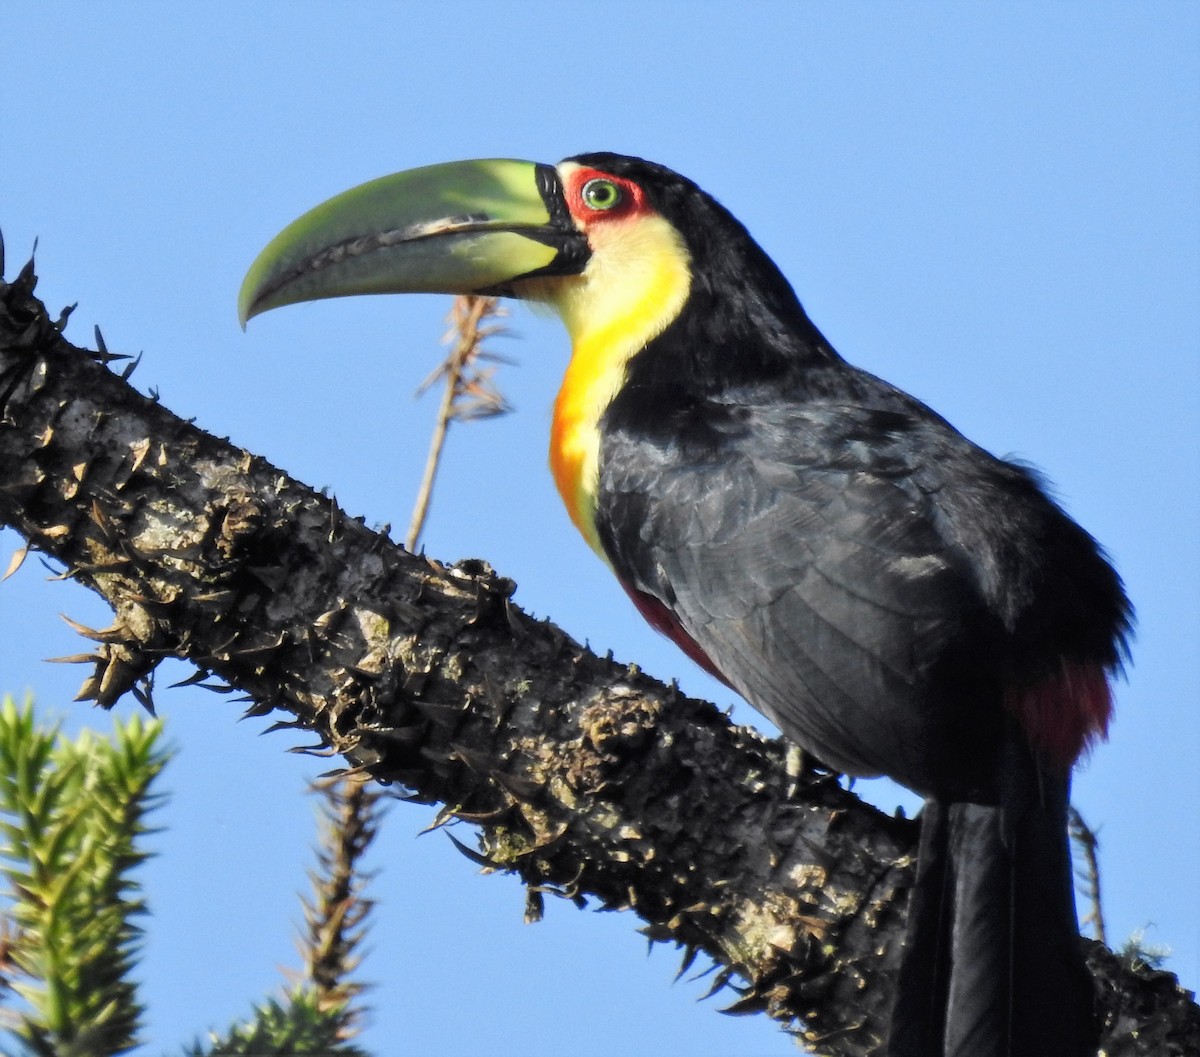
[
  {"left": 405, "top": 295, "right": 511, "bottom": 551},
  {"left": 1070, "top": 804, "right": 1108, "bottom": 946}
]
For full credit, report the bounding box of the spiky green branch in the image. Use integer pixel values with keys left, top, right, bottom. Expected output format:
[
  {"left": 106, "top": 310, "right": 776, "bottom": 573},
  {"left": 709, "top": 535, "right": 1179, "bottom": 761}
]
[{"left": 0, "top": 696, "right": 167, "bottom": 1057}]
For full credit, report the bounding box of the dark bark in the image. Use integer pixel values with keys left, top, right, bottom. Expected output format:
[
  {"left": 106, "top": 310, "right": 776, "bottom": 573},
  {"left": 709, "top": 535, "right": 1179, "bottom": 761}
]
[{"left": 0, "top": 254, "right": 1194, "bottom": 1055}]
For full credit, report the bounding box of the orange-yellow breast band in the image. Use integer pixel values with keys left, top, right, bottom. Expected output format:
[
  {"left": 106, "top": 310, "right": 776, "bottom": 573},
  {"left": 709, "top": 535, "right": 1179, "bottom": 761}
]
[{"left": 543, "top": 211, "right": 692, "bottom": 559}]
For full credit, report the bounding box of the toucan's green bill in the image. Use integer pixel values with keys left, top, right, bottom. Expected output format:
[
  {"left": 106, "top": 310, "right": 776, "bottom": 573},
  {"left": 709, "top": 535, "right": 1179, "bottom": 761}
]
[{"left": 238, "top": 158, "right": 587, "bottom": 326}]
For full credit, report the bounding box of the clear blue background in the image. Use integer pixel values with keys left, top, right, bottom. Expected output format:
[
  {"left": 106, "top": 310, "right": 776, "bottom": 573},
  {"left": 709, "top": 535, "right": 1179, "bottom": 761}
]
[{"left": 2, "top": 4, "right": 1197, "bottom": 1054}]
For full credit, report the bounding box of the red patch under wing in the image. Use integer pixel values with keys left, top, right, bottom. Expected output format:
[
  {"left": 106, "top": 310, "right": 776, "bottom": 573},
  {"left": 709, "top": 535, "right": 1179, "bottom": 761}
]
[
  {"left": 621, "top": 581, "right": 731, "bottom": 688},
  {"left": 1005, "top": 661, "right": 1115, "bottom": 766},
  {"left": 625, "top": 582, "right": 1112, "bottom": 770}
]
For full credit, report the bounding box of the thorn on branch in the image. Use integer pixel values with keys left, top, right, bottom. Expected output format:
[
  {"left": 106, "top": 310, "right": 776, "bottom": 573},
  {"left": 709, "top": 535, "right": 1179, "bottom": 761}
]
[
  {"left": 119, "top": 351, "right": 143, "bottom": 380},
  {"left": 2, "top": 546, "right": 28, "bottom": 582},
  {"left": 69, "top": 638, "right": 160, "bottom": 712},
  {"left": 446, "top": 831, "right": 499, "bottom": 868},
  {"left": 91, "top": 324, "right": 134, "bottom": 368}
]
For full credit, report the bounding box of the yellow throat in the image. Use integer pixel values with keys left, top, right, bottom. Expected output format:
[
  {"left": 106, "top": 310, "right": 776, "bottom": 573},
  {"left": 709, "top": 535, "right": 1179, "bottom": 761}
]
[{"left": 534, "top": 213, "right": 692, "bottom": 558}]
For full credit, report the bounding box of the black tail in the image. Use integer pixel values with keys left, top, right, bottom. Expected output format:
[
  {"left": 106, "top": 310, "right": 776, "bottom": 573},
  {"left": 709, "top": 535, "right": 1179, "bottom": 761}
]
[{"left": 889, "top": 750, "right": 1098, "bottom": 1056}]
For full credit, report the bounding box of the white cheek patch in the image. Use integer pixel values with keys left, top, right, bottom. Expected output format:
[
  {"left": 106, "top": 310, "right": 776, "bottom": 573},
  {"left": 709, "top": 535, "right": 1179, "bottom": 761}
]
[{"left": 557, "top": 213, "right": 692, "bottom": 349}]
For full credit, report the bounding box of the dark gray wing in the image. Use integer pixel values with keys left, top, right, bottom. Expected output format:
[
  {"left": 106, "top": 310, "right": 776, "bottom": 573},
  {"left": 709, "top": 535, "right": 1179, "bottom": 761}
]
[{"left": 597, "top": 396, "right": 1007, "bottom": 794}]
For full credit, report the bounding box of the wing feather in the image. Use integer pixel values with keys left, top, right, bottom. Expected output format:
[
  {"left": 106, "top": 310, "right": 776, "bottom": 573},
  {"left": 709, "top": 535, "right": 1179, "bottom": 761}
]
[{"left": 597, "top": 396, "right": 1001, "bottom": 792}]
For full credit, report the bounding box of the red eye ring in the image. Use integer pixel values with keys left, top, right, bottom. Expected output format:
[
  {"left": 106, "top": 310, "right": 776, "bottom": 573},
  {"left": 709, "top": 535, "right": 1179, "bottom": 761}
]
[
  {"left": 564, "top": 168, "right": 646, "bottom": 222},
  {"left": 581, "top": 177, "right": 623, "bottom": 212}
]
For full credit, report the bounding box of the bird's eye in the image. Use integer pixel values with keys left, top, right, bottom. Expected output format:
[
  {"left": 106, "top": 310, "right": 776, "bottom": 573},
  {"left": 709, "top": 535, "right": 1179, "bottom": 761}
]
[{"left": 581, "top": 178, "right": 623, "bottom": 212}]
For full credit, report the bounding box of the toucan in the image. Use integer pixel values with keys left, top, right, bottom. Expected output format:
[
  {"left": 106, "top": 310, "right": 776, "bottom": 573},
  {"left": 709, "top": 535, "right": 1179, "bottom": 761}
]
[{"left": 239, "top": 154, "right": 1130, "bottom": 1056}]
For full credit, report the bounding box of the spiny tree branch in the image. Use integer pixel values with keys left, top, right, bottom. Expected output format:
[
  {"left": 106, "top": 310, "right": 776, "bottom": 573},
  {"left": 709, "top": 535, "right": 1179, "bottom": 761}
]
[{"left": 0, "top": 257, "right": 1195, "bottom": 1056}]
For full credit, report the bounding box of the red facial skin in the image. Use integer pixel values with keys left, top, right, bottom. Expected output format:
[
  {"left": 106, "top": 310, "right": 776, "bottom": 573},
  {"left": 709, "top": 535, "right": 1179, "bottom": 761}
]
[{"left": 560, "top": 167, "right": 655, "bottom": 228}]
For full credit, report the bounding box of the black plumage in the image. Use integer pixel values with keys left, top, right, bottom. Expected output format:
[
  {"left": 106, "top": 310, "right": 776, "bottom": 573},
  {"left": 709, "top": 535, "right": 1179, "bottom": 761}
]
[
  {"left": 239, "top": 148, "right": 1134, "bottom": 1056},
  {"left": 580, "top": 153, "right": 1131, "bottom": 1056}
]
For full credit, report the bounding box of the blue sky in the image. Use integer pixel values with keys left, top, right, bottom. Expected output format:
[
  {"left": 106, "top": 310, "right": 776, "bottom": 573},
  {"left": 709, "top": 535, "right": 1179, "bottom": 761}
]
[{"left": 2, "top": 4, "right": 1197, "bottom": 1054}]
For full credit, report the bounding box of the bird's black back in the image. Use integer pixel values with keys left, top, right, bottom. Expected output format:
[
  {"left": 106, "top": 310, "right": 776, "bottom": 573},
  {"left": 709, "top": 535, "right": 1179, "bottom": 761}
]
[{"left": 583, "top": 153, "right": 1130, "bottom": 795}]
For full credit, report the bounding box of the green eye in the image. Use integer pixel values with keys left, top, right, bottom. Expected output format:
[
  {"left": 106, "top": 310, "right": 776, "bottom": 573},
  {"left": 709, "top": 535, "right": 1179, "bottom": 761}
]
[{"left": 581, "top": 178, "right": 623, "bottom": 211}]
